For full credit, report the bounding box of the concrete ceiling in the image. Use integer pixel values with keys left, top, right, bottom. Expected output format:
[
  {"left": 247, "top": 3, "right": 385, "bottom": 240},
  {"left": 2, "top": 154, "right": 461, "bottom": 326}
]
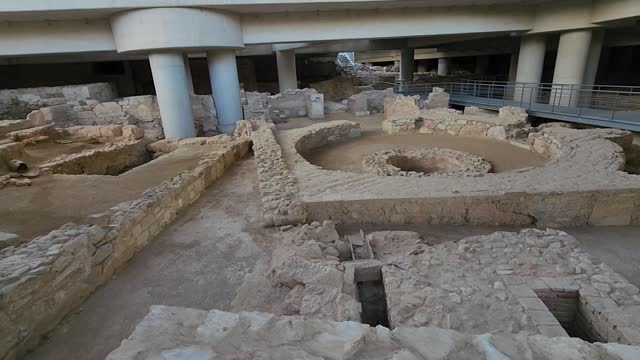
[{"left": 0, "top": 0, "right": 556, "bottom": 21}]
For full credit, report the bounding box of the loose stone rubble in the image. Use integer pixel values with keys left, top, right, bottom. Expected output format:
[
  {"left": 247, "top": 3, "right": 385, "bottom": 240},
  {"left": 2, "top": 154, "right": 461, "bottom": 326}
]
[
  {"left": 271, "top": 220, "right": 361, "bottom": 321},
  {"left": 380, "top": 229, "right": 640, "bottom": 343},
  {"left": 0, "top": 136, "right": 251, "bottom": 359},
  {"left": 362, "top": 147, "right": 493, "bottom": 177},
  {"left": 106, "top": 305, "right": 640, "bottom": 360}
]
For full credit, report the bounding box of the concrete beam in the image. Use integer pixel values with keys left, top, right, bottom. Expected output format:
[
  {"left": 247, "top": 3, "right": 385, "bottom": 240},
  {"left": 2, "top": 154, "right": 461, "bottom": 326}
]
[{"left": 241, "top": 6, "right": 534, "bottom": 44}]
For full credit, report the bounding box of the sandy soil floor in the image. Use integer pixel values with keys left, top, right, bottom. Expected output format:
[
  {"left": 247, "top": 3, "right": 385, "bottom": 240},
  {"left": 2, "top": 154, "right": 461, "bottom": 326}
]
[
  {"left": 0, "top": 140, "right": 99, "bottom": 175},
  {"left": 303, "top": 132, "right": 546, "bottom": 173},
  {"left": 0, "top": 145, "right": 212, "bottom": 241},
  {"left": 24, "top": 158, "right": 284, "bottom": 360}
]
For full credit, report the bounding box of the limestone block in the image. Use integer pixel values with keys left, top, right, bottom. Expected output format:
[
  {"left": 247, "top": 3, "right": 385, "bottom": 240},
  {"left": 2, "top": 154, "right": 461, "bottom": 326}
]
[
  {"left": 347, "top": 93, "right": 369, "bottom": 117},
  {"left": 26, "top": 110, "right": 48, "bottom": 127},
  {"left": 487, "top": 126, "right": 507, "bottom": 140},
  {"left": 122, "top": 125, "right": 145, "bottom": 140},
  {"left": 425, "top": 87, "right": 450, "bottom": 109},
  {"left": 464, "top": 106, "right": 495, "bottom": 116},
  {"left": 306, "top": 93, "right": 325, "bottom": 120},
  {"left": 324, "top": 100, "right": 348, "bottom": 113},
  {"left": 7, "top": 124, "right": 57, "bottom": 141},
  {"left": 93, "top": 102, "right": 124, "bottom": 118},
  {"left": 41, "top": 104, "right": 74, "bottom": 125},
  {"left": 384, "top": 95, "right": 421, "bottom": 120},
  {"left": 499, "top": 106, "right": 528, "bottom": 125},
  {"left": 268, "top": 88, "right": 317, "bottom": 119},
  {"left": 233, "top": 120, "right": 253, "bottom": 138}
]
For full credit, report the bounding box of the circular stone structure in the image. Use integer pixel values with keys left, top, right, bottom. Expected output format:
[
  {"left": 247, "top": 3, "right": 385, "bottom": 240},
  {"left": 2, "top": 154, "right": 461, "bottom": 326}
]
[{"left": 362, "top": 147, "right": 492, "bottom": 177}]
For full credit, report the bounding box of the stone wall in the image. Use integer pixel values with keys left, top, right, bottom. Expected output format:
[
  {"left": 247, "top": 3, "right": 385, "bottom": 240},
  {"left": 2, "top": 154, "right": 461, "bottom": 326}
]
[
  {"left": 26, "top": 95, "right": 217, "bottom": 140},
  {"left": 268, "top": 88, "right": 321, "bottom": 120},
  {"left": 0, "top": 137, "right": 251, "bottom": 360},
  {"left": 305, "top": 188, "right": 640, "bottom": 227},
  {"left": 277, "top": 121, "right": 640, "bottom": 228},
  {"left": 294, "top": 120, "right": 362, "bottom": 154},
  {"left": 251, "top": 126, "right": 306, "bottom": 226},
  {"left": 39, "top": 140, "right": 150, "bottom": 176},
  {"left": 382, "top": 103, "right": 530, "bottom": 140},
  {"left": 105, "top": 305, "right": 640, "bottom": 359},
  {"left": 0, "top": 83, "right": 115, "bottom": 120},
  {"left": 347, "top": 88, "right": 395, "bottom": 117}
]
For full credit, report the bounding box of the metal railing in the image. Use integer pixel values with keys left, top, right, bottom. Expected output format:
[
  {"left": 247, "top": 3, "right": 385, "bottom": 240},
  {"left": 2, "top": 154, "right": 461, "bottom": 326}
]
[{"left": 395, "top": 79, "right": 640, "bottom": 131}]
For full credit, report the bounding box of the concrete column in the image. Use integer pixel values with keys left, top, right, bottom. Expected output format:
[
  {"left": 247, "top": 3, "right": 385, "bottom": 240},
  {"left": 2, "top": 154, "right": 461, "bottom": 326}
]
[
  {"left": 207, "top": 50, "right": 243, "bottom": 134},
  {"left": 475, "top": 55, "right": 489, "bottom": 76},
  {"left": 148, "top": 52, "right": 196, "bottom": 139},
  {"left": 399, "top": 48, "right": 415, "bottom": 82},
  {"left": 583, "top": 29, "right": 604, "bottom": 86},
  {"left": 508, "top": 52, "right": 519, "bottom": 83},
  {"left": 514, "top": 34, "right": 546, "bottom": 103},
  {"left": 551, "top": 29, "right": 593, "bottom": 107},
  {"left": 437, "top": 58, "right": 449, "bottom": 76},
  {"left": 183, "top": 54, "right": 195, "bottom": 94},
  {"left": 276, "top": 49, "right": 297, "bottom": 93},
  {"left": 581, "top": 30, "right": 604, "bottom": 107}
]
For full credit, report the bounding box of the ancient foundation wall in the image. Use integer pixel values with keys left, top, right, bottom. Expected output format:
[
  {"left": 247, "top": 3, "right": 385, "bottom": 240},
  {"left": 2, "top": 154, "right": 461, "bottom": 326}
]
[
  {"left": 275, "top": 121, "right": 640, "bottom": 228},
  {"left": 252, "top": 126, "right": 307, "bottom": 226},
  {"left": 40, "top": 140, "right": 150, "bottom": 176},
  {"left": 26, "top": 95, "right": 217, "bottom": 140},
  {"left": 0, "top": 138, "right": 251, "bottom": 360},
  {"left": 0, "top": 83, "right": 115, "bottom": 120},
  {"left": 304, "top": 189, "right": 640, "bottom": 227}
]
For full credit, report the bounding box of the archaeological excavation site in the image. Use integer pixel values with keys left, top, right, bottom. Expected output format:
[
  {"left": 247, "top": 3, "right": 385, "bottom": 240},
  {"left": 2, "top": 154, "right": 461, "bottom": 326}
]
[{"left": 2, "top": 1, "right": 640, "bottom": 359}]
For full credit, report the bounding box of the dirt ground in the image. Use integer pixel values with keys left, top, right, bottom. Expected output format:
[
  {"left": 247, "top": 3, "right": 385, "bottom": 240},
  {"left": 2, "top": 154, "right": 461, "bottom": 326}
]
[
  {"left": 0, "top": 145, "right": 211, "bottom": 241},
  {"left": 304, "top": 132, "right": 546, "bottom": 173},
  {"left": 0, "top": 140, "right": 99, "bottom": 175},
  {"left": 24, "top": 158, "right": 284, "bottom": 360}
]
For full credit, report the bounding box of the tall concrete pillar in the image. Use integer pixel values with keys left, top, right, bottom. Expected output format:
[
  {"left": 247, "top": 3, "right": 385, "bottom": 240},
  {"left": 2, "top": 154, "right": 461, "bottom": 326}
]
[
  {"left": 276, "top": 49, "right": 297, "bottom": 93},
  {"left": 551, "top": 29, "right": 593, "bottom": 107},
  {"left": 437, "top": 58, "right": 449, "bottom": 76},
  {"left": 399, "top": 48, "right": 415, "bottom": 82},
  {"left": 514, "top": 34, "right": 546, "bottom": 103},
  {"left": 508, "top": 52, "right": 519, "bottom": 83},
  {"left": 207, "top": 50, "right": 243, "bottom": 134},
  {"left": 475, "top": 55, "right": 489, "bottom": 76},
  {"left": 183, "top": 54, "right": 195, "bottom": 94},
  {"left": 581, "top": 30, "right": 605, "bottom": 107},
  {"left": 583, "top": 29, "right": 604, "bottom": 86},
  {"left": 149, "top": 52, "right": 196, "bottom": 139}
]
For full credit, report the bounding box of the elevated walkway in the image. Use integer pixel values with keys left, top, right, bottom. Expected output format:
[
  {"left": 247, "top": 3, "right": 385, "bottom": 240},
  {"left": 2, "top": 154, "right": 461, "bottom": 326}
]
[{"left": 397, "top": 80, "right": 640, "bottom": 132}]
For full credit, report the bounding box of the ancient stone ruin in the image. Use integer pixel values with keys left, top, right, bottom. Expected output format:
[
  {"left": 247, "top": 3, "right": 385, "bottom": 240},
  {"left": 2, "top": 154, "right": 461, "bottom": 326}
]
[{"left": 1, "top": 83, "right": 640, "bottom": 360}]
